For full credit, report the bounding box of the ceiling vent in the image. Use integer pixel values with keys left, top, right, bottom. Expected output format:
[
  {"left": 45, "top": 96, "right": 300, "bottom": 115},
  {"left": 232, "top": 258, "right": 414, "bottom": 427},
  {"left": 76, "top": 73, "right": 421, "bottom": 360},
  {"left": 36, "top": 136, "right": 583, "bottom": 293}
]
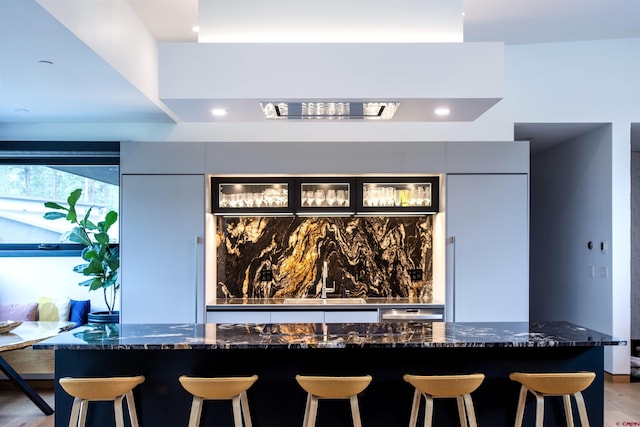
[{"left": 260, "top": 102, "right": 400, "bottom": 120}]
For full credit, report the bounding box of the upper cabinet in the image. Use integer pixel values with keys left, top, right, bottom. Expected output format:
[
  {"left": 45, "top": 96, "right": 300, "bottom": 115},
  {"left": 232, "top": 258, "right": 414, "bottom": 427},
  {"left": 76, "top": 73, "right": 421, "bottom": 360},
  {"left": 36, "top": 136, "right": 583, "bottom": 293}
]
[
  {"left": 296, "top": 178, "right": 356, "bottom": 214},
  {"left": 357, "top": 177, "right": 440, "bottom": 214},
  {"left": 211, "top": 176, "right": 439, "bottom": 214},
  {"left": 212, "top": 178, "right": 294, "bottom": 214}
]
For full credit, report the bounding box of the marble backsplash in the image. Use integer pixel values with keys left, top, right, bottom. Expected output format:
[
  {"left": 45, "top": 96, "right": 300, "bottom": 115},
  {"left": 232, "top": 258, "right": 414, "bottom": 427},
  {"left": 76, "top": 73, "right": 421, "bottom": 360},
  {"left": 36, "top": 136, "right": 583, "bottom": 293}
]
[{"left": 215, "top": 216, "right": 433, "bottom": 300}]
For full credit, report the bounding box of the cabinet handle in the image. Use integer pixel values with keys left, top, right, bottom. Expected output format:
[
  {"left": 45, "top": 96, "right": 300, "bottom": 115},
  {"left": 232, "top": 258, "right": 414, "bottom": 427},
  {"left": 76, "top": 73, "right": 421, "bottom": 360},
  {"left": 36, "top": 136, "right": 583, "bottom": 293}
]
[
  {"left": 447, "top": 235, "right": 456, "bottom": 322},
  {"left": 194, "top": 236, "right": 200, "bottom": 323}
]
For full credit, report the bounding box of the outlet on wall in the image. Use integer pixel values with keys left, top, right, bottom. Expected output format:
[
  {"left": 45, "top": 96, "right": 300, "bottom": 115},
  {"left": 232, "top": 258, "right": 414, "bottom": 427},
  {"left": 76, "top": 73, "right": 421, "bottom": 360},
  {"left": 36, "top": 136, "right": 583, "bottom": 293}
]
[
  {"left": 408, "top": 269, "right": 423, "bottom": 281},
  {"left": 259, "top": 268, "right": 273, "bottom": 281}
]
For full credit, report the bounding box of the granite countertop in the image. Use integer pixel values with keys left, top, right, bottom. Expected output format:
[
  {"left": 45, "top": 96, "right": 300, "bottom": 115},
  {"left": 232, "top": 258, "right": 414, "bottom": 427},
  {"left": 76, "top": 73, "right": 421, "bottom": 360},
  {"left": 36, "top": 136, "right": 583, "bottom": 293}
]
[
  {"left": 34, "top": 321, "right": 626, "bottom": 350},
  {"left": 207, "top": 297, "right": 444, "bottom": 309}
]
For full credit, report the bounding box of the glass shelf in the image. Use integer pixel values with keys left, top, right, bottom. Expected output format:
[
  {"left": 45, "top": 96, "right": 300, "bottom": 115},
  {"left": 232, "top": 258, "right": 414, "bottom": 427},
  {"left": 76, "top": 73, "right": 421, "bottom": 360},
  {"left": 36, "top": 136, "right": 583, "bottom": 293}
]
[
  {"left": 299, "top": 181, "right": 352, "bottom": 211},
  {"left": 212, "top": 179, "right": 293, "bottom": 213},
  {"left": 357, "top": 177, "right": 439, "bottom": 213}
]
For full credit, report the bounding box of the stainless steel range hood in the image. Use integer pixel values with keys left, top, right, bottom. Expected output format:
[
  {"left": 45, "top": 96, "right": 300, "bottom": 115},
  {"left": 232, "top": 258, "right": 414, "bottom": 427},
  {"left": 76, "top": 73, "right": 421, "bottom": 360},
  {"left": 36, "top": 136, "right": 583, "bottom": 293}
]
[{"left": 260, "top": 102, "right": 400, "bottom": 120}]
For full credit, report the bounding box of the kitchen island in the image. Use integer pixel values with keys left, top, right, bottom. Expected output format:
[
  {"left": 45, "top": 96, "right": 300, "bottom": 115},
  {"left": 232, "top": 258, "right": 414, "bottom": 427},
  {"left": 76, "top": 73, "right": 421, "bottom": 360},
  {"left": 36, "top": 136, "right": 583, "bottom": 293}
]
[{"left": 36, "top": 321, "right": 624, "bottom": 426}]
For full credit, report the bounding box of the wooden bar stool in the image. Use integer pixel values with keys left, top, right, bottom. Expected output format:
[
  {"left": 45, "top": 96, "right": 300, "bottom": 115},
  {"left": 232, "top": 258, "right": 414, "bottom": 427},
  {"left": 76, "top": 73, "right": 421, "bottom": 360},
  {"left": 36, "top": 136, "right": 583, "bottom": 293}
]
[
  {"left": 178, "top": 375, "right": 258, "bottom": 427},
  {"left": 59, "top": 375, "right": 145, "bottom": 427},
  {"left": 509, "top": 372, "right": 596, "bottom": 427},
  {"left": 295, "top": 375, "right": 372, "bottom": 427},
  {"left": 403, "top": 373, "right": 485, "bottom": 427}
]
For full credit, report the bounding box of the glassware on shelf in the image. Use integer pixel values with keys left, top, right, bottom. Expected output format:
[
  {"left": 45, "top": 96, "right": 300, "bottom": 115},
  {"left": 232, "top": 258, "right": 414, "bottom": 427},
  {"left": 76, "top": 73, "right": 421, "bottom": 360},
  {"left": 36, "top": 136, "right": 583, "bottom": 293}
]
[
  {"left": 336, "top": 189, "right": 346, "bottom": 206},
  {"left": 326, "top": 189, "right": 336, "bottom": 206},
  {"left": 314, "top": 189, "right": 325, "bottom": 207},
  {"left": 362, "top": 182, "right": 434, "bottom": 208},
  {"left": 243, "top": 192, "right": 254, "bottom": 208},
  {"left": 218, "top": 184, "right": 289, "bottom": 209}
]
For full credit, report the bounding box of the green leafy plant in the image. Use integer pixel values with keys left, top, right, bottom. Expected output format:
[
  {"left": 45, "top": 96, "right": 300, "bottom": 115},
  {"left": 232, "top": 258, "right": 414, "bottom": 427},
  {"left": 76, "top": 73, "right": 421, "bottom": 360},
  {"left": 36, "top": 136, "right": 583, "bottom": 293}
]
[{"left": 43, "top": 188, "right": 119, "bottom": 313}]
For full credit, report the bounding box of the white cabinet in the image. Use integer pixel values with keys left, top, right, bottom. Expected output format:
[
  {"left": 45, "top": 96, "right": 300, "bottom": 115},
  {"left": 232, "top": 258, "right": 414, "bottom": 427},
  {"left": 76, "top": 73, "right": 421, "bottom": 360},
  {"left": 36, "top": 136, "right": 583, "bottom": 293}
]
[
  {"left": 121, "top": 175, "right": 205, "bottom": 323},
  {"left": 270, "top": 311, "right": 325, "bottom": 324},
  {"left": 207, "top": 311, "right": 271, "bottom": 324},
  {"left": 324, "top": 310, "right": 378, "bottom": 323},
  {"left": 206, "top": 309, "right": 380, "bottom": 324},
  {"left": 446, "top": 174, "right": 529, "bottom": 322}
]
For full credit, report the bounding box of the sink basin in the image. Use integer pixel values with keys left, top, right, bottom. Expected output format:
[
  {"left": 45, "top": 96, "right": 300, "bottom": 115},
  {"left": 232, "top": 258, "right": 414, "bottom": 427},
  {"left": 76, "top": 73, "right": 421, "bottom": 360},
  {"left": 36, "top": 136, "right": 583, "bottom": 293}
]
[{"left": 283, "top": 298, "right": 367, "bottom": 305}]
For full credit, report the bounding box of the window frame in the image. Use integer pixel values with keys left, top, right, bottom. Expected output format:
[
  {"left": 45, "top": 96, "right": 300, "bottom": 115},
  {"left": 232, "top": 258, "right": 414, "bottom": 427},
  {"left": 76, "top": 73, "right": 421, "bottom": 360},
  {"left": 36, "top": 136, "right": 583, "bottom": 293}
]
[{"left": 0, "top": 141, "right": 120, "bottom": 257}]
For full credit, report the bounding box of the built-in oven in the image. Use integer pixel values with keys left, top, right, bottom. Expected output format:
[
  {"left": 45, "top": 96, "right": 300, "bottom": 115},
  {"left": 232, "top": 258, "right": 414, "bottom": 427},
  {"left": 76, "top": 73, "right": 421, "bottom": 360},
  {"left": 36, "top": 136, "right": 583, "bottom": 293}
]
[{"left": 379, "top": 307, "right": 444, "bottom": 322}]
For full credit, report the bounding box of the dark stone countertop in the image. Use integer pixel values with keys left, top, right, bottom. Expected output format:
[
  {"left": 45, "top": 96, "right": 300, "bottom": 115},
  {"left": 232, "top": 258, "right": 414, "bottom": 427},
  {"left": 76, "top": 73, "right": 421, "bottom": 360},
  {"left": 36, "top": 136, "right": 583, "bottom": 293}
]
[{"left": 34, "top": 321, "right": 626, "bottom": 350}]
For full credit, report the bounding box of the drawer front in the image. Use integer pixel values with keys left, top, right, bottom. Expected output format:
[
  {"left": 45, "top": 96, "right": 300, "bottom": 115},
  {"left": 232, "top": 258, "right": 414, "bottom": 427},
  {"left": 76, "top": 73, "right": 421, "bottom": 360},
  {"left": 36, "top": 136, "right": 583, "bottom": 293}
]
[
  {"left": 270, "top": 311, "right": 325, "bottom": 324},
  {"left": 206, "top": 311, "right": 271, "bottom": 324},
  {"left": 324, "top": 310, "right": 378, "bottom": 323}
]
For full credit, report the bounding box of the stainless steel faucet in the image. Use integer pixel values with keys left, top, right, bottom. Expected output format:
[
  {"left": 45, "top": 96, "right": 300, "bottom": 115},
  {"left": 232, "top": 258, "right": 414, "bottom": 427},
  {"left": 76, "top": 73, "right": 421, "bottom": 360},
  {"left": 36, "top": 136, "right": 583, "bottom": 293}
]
[{"left": 321, "top": 261, "right": 335, "bottom": 299}]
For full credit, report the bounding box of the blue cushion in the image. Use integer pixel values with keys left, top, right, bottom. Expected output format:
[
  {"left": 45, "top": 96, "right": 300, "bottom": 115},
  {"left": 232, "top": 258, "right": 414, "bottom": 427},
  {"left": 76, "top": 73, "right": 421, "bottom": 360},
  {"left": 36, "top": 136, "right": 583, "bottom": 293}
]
[{"left": 69, "top": 299, "right": 91, "bottom": 326}]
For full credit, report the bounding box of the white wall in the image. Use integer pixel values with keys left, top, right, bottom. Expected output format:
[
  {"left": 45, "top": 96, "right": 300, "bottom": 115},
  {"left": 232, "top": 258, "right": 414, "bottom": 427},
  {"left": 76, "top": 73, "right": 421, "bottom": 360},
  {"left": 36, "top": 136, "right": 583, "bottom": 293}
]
[
  {"left": 531, "top": 126, "right": 612, "bottom": 329},
  {"left": 0, "top": 256, "right": 114, "bottom": 312}
]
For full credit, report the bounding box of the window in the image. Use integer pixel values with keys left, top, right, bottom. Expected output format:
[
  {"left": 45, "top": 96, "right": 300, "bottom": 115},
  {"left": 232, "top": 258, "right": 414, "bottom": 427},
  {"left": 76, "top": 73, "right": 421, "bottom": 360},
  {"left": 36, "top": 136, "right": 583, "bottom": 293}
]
[{"left": 0, "top": 142, "right": 119, "bottom": 256}]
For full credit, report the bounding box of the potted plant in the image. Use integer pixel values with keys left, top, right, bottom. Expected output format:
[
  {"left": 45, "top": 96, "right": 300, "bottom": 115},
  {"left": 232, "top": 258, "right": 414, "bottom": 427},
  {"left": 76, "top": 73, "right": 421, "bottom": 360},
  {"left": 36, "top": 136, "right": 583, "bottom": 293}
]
[{"left": 44, "top": 188, "right": 119, "bottom": 323}]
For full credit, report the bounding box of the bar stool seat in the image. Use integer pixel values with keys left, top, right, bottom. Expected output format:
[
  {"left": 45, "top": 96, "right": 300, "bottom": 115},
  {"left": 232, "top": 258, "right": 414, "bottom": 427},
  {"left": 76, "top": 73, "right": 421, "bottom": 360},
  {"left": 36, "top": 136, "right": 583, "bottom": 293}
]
[
  {"left": 295, "top": 375, "right": 372, "bottom": 427},
  {"left": 403, "top": 373, "right": 485, "bottom": 427},
  {"left": 179, "top": 375, "right": 258, "bottom": 427},
  {"left": 59, "top": 375, "right": 145, "bottom": 427},
  {"left": 509, "top": 371, "right": 596, "bottom": 427}
]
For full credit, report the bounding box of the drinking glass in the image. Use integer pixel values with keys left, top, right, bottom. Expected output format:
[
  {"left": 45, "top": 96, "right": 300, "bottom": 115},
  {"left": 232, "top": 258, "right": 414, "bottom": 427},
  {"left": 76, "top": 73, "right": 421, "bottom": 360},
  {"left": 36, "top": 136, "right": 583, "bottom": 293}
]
[
  {"left": 326, "top": 189, "right": 336, "bottom": 206},
  {"left": 243, "top": 192, "right": 254, "bottom": 208},
  {"left": 253, "top": 192, "right": 263, "bottom": 207}
]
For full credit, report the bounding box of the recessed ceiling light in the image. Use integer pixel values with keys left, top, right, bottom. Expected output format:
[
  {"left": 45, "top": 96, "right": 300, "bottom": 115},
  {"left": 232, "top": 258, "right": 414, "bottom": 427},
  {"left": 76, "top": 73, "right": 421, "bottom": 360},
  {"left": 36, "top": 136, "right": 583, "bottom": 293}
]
[
  {"left": 192, "top": 26, "right": 200, "bottom": 33},
  {"left": 435, "top": 107, "right": 450, "bottom": 116},
  {"left": 211, "top": 108, "right": 227, "bottom": 116}
]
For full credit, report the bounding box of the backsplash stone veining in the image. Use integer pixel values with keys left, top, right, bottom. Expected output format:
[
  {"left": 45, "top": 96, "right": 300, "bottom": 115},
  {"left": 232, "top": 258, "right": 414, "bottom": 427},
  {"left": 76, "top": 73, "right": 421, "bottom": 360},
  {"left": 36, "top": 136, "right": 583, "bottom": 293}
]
[{"left": 216, "top": 216, "right": 433, "bottom": 300}]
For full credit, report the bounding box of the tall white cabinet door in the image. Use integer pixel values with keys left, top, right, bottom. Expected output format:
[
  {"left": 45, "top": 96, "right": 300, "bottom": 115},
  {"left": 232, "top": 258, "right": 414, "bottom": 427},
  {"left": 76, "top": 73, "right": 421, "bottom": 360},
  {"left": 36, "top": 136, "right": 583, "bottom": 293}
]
[
  {"left": 446, "top": 174, "right": 529, "bottom": 322},
  {"left": 120, "top": 175, "right": 205, "bottom": 323}
]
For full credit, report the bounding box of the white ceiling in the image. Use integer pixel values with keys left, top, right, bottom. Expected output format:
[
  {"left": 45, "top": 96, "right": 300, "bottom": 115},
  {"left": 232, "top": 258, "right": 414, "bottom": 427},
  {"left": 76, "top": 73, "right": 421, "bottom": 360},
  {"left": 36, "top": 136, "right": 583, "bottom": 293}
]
[{"left": 1, "top": 0, "right": 639, "bottom": 148}]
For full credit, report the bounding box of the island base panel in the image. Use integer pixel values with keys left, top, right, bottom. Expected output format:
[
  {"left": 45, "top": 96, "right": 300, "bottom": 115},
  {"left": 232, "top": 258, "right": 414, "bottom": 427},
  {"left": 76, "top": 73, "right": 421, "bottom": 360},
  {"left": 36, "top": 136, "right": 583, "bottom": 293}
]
[{"left": 54, "top": 346, "right": 604, "bottom": 427}]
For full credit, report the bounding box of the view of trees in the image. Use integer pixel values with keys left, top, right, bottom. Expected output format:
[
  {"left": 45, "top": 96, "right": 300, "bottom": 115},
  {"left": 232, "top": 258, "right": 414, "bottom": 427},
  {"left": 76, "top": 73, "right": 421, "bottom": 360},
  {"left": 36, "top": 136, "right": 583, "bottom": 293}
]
[
  {"left": 0, "top": 165, "right": 118, "bottom": 209},
  {"left": 0, "top": 165, "right": 119, "bottom": 245}
]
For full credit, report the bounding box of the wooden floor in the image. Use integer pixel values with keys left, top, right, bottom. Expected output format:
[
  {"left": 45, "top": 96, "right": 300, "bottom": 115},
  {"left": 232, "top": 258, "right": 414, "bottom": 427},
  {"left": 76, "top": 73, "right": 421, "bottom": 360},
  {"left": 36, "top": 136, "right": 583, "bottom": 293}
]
[{"left": 0, "top": 380, "right": 639, "bottom": 426}]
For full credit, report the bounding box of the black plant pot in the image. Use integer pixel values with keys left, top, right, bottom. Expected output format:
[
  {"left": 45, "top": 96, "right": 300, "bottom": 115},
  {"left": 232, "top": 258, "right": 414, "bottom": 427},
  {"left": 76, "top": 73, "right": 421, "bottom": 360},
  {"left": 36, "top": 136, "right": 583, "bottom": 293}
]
[{"left": 87, "top": 311, "right": 120, "bottom": 324}]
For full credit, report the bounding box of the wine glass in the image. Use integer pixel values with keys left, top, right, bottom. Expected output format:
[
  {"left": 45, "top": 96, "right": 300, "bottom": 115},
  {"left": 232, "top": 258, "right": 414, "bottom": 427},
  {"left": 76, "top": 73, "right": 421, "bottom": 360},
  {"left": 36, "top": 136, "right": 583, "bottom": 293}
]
[
  {"left": 326, "top": 189, "right": 336, "bottom": 206},
  {"left": 243, "top": 192, "right": 254, "bottom": 208},
  {"left": 315, "top": 189, "right": 325, "bottom": 207},
  {"left": 253, "top": 192, "right": 263, "bottom": 207},
  {"left": 336, "top": 189, "right": 346, "bottom": 206}
]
